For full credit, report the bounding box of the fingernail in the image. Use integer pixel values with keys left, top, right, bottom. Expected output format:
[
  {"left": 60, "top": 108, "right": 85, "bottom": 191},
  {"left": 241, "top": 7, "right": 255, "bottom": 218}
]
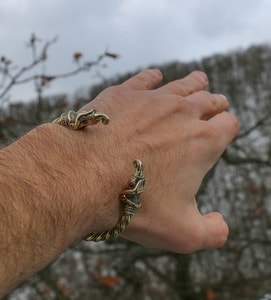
[
  {"left": 218, "top": 94, "right": 229, "bottom": 103},
  {"left": 151, "top": 68, "right": 163, "bottom": 78},
  {"left": 218, "top": 94, "right": 228, "bottom": 101},
  {"left": 197, "top": 71, "right": 208, "bottom": 83}
]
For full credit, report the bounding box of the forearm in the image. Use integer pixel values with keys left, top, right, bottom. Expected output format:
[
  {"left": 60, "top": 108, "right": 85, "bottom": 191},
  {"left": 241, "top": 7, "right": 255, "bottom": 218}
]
[{"left": 0, "top": 123, "right": 118, "bottom": 296}]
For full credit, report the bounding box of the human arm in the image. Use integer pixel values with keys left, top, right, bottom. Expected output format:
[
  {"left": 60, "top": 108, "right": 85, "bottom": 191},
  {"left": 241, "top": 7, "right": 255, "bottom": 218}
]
[{"left": 0, "top": 69, "right": 239, "bottom": 297}]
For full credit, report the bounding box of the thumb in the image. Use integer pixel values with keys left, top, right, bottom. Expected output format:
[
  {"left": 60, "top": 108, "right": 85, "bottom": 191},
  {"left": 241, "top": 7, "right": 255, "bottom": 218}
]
[{"left": 201, "top": 212, "right": 229, "bottom": 249}]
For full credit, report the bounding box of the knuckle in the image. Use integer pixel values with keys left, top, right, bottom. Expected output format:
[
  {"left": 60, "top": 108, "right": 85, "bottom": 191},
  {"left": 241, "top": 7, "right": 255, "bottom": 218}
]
[
  {"left": 198, "top": 121, "right": 224, "bottom": 150},
  {"left": 209, "top": 94, "right": 220, "bottom": 110},
  {"left": 165, "top": 79, "right": 197, "bottom": 96},
  {"left": 170, "top": 96, "right": 192, "bottom": 114},
  {"left": 142, "top": 68, "right": 162, "bottom": 78},
  {"left": 201, "top": 122, "right": 220, "bottom": 144},
  {"left": 200, "top": 113, "right": 239, "bottom": 151},
  {"left": 179, "top": 83, "right": 196, "bottom": 95},
  {"left": 175, "top": 81, "right": 195, "bottom": 95},
  {"left": 197, "top": 91, "right": 227, "bottom": 113}
]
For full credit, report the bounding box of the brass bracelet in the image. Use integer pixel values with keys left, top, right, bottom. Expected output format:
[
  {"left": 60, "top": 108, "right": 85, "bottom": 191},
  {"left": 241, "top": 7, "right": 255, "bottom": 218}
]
[
  {"left": 52, "top": 109, "right": 146, "bottom": 242},
  {"left": 52, "top": 109, "right": 110, "bottom": 129}
]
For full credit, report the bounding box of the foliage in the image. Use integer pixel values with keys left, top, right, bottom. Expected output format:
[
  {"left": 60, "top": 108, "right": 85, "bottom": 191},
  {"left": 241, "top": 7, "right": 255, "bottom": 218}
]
[
  {"left": 2, "top": 42, "right": 271, "bottom": 299},
  {"left": 0, "top": 33, "right": 118, "bottom": 145}
]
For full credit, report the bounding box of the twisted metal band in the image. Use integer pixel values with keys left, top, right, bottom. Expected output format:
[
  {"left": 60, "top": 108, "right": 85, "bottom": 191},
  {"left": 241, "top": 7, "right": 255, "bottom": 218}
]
[
  {"left": 52, "top": 109, "right": 145, "bottom": 242},
  {"left": 84, "top": 159, "right": 145, "bottom": 241}
]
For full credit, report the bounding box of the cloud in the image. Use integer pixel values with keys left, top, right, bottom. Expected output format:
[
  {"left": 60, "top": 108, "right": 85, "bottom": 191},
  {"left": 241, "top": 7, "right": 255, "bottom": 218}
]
[
  {"left": 193, "top": 0, "right": 257, "bottom": 37},
  {"left": 0, "top": 0, "right": 271, "bottom": 101}
]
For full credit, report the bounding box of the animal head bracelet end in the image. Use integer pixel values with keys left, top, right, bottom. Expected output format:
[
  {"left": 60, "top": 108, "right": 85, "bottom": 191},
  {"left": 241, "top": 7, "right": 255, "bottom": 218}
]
[{"left": 52, "top": 109, "right": 110, "bottom": 129}]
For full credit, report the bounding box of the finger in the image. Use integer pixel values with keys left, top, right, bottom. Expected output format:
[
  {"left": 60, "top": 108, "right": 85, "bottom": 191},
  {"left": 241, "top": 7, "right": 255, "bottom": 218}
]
[
  {"left": 157, "top": 71, "right": 208, "bottom": 96},
  {"left": 120, "top": 69, "right": 163, "bottom": 90},
  {"left": 208, "top": 111, "right": 239, "bottom": 146},
  {"left": 156, "top": 209, "right": 229, "bottom": 253},
  {"left": 201, "top": 212, "right": 229, "bottom": 249},
  {"left": 187, "top": 91, "right": 229, "bottom": 120}
]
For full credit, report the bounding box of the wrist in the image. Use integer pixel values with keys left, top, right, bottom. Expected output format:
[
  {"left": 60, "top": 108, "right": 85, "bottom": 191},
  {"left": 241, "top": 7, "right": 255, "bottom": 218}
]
[{"left": 21, "top": 123, "right": 124, "bottom": 241}]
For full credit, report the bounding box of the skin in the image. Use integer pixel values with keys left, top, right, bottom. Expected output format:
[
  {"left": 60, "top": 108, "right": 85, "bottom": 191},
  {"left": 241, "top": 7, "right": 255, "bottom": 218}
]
[{"left": 0, "top": 69, "right": 239, "bottom": 297}]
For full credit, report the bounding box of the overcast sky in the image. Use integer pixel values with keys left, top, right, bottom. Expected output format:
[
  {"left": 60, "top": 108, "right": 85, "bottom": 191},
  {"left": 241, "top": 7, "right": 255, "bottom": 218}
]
[{"left": 1, "top": 0, "right": 271, "bottom": 102}]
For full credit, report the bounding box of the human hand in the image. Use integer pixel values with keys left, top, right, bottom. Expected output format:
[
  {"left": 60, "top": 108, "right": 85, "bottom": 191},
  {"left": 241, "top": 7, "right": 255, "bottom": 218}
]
[
  {"left": 78, "top": 69, "right": 239, "bottom": 253},
  {"left": 0, "top": 69, "right": 239, "bottom": 297}
]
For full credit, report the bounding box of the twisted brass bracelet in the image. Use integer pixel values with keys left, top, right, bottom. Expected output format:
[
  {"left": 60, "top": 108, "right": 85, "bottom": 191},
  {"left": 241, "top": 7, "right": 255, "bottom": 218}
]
[{"left": 52, "top": 109, "right": 146, "bottom": 242}]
